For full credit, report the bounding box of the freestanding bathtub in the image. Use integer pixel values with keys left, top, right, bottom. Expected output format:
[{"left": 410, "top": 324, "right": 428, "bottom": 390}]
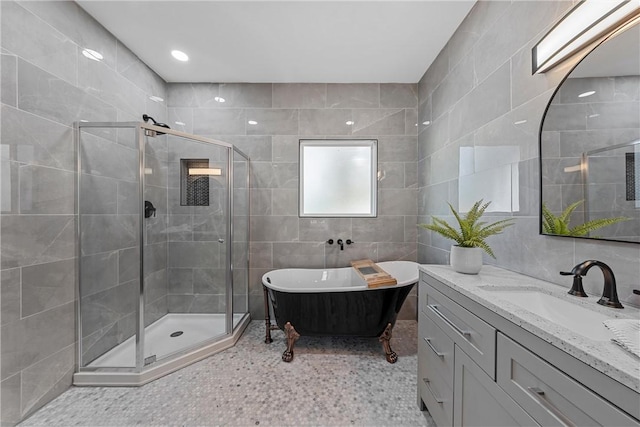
[{"left": 262, "top": 261, "right": 419, "bottom": 363}]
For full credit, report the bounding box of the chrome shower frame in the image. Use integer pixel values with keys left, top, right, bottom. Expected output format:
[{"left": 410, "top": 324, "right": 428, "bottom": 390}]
[{"left": 73, "top": 121, "right": 250, "bottom": 386}]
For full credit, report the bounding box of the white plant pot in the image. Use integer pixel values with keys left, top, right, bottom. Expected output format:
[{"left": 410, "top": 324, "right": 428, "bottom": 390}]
[{"left": 450, "top": 245, "right": 483, "bottom": 274}]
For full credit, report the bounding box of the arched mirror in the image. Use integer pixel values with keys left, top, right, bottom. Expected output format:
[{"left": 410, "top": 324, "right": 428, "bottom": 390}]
[{"left": 539, "top": 23, "right": 640, "bottom": 243}]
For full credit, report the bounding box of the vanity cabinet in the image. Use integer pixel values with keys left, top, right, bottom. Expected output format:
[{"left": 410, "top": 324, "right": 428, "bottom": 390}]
[
  {"left": 497, "top": 333, "right": 638, "bottom": 427},
  {"left": 418, "top": 273, "right": 640, "bottom": 427},
  {"left": 454, "top": 346, "right": 536, "bottom": 427}
]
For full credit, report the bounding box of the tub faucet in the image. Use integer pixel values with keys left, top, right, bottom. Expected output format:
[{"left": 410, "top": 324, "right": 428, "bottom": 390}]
[
  {"left": 336, "top": 239, "right": 353, "bottom": 251},
  {"left": 566, "top": 260, "right": 623, "bottom": 309}
]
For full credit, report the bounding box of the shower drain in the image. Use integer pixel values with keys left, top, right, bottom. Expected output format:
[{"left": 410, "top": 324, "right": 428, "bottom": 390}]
[{"left": 170, "top": 331, "right": 184, "bottom": 337}]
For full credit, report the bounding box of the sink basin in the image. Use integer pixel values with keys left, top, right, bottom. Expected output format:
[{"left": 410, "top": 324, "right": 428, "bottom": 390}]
[{"left": 489, "top": 290, "right": 612, "bottom": 341}]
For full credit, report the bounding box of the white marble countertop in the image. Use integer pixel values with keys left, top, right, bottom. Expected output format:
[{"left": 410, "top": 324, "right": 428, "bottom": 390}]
[{"left": 419, "top": 264, "right": 640, "bottom": 393}]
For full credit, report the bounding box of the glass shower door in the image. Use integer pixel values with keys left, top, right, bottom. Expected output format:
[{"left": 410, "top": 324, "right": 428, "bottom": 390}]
[
  {"left": 142, "top": 130, "right": 231, "bottom": 365},
  {"left": 78, "top": 124, "right": 140, "bottom": 369}
]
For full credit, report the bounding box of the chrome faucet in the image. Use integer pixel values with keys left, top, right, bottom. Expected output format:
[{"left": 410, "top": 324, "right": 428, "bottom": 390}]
[{"left": 563, "top": 260, "right": 623, "bottom": 309}]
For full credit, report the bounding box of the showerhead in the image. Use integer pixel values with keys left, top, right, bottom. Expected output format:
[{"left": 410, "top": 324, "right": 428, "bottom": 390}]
[{"left": 142, "top": 114, "right": 170, "bottom": 135}]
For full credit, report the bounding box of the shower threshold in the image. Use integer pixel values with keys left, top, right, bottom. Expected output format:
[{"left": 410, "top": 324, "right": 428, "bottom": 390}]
[{"left": 74, "top": 312, "right": 250, "bottom": 387}]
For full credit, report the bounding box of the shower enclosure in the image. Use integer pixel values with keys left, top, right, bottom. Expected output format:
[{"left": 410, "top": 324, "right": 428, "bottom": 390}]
[{"left": 73, "top": 122, "right": 250, "bottom": 386}]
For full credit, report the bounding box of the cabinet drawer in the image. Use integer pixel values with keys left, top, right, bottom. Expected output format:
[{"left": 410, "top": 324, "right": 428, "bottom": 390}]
[
  {"left": 497, "top": 333, "right": 640, "bottom": 427},
  {"left": 419, "top": 311, "right": 454, "bottom": 386},
  {"left": 419, "top": 333, "right": 453, "bottom": 427},
  {"left": 424, "top": 285, "right": 496, "bottom": 379}
]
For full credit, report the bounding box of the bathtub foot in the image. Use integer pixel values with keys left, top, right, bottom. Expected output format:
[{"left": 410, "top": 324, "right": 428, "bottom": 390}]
[
  {"left": 282, "top": 322, "right": 300, "bottom": 362},
  {"left": 379, "top": 323, "right": 398, "bottom": 364},
  {"left": 263, "top": 285, "right": 273, "bottom": 344}
]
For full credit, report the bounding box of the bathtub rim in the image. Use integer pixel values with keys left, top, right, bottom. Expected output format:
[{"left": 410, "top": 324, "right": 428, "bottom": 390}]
[{"left": 261, "top": 260, "right": 419, "bottom": 293}]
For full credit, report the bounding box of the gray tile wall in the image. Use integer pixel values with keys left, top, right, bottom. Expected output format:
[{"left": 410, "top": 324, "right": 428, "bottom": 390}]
[
  {"left": 541, "top": 76, "right": 640, "bottom": 242},
  {"left": 0, "top": 1, "right": 167, "bottom": 424},
  {"left": 417, "top": 1, "right": 640, "bottom": 306},
  {"left": 167, "top": 83, "right": 420, "bottom": 319}
]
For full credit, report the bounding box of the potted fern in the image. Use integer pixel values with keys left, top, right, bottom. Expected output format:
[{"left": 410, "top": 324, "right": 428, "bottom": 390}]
[
  {"left": 419, "top": 200, "right": 514, "bottom": 274},
  {"left": 541, "top": 200, "right": 629, "bottom": 237}
]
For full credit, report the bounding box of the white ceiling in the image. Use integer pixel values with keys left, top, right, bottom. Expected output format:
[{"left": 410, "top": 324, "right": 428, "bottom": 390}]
[{"left": 77, "top": 1, "right": 476, "bottom": 84}]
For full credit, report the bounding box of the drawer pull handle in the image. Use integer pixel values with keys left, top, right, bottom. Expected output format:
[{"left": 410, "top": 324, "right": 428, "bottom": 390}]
[
  {"left": 527, "top": 387, "right": 576, "bottom": 427},
  {"left": 423, "top": 378, "right": 444, "bottom": 404},
  {"left": 429, "top": 304, "right": 471, "bottom": 338},
  {"left": 423, "top": 337, "right": 445, "bottom": 358}
]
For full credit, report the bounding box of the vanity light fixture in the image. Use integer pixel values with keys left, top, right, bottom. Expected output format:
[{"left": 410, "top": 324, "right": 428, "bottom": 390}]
[
  {"left": 82, "top": 48, "right": 103, "bottom": 61},
  {"left": 532, "top": 0, "right": 640, "bottom": 73},
  {"left": 578, "top": 90, "right": 596, "bottom": 97},
  {"left": 248, "top": 120, "right": 258, "bottom": 125},
  {"left": 346, "top": 121, "right": 355, "bottom": 126},
  {"left": 171, "top": 50, "right": 189, "bottom": 62},
  {"left": 422, "top": 121, "right": 431, "bottom": 126},
  {"left": 214, "top": 96, "right": 226, "bottom": 103}
]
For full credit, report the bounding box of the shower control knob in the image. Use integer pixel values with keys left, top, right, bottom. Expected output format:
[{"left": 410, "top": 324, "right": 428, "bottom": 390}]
[
  {"left": 327, "top": 239, "right": 334, "bottom": 245},
  {"left": 346, "top": 239, "right": 353, "bottom": 245}
]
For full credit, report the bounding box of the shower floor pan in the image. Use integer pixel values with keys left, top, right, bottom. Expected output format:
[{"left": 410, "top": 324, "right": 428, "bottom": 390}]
[{"left": 74, "top": 312, "right": 250, "bottom": 387}]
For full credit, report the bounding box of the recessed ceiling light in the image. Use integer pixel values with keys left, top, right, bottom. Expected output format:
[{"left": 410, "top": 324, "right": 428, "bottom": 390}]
[
  {"left": 149, "top": 95, "right": 164, "bottom": 103},
  {"left": 171, "top": 50, "right": 189, "bottom": 62},
  {"left": 578, "top": 90, "right": 596, "bottom": 98},
  {"left": 345, "top": 121, "right": 355, "bottom": 126},
  {"left": 175, "top": 121, "right": 186, "bottom": 126},
  {"left": 248, "top": 120, "right": 258, "bottom": 125},
  {"left": 214, "top": 96, "right": 226, "bottom": 103},
  {"left": 82, "top": 48, "right": 103, "bottom": 61},
  {"left": 514, "top": 120, "right": 527, "bottom": 125}
]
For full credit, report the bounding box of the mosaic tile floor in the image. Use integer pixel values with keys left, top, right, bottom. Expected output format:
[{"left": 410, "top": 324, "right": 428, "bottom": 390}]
[{"left": 20, "top": 320, "right": 433, "bottom": 427}]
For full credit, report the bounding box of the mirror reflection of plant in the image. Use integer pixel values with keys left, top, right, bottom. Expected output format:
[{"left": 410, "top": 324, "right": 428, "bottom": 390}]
[
  {"left": 541, "top": 200, "right": 630, "bottom": 237},
  {"left": 418, "top": 200, "right": 514, "bottom": 258}
]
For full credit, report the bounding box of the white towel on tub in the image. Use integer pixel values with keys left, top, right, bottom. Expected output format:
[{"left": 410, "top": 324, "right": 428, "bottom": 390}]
[{"left": 603, "top": 319, "right": 640, "bottom": 359}]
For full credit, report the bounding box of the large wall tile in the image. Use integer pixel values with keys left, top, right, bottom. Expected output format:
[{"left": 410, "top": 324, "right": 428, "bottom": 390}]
[
  {"left": 219, "top": 83, "right": 272, "bottom": 108},
  {"left": 0, "top": 105, "right": 74, "bottom": 171},
  {"left": 327, "top": 83, "right": 379, "bottom": 108},
  {"left": 380, "top": 84, "right": 418, "bottom": 108},
  {"left": 193, "top": 108, "right": 246, "bottom": 135},
  {"left": 272, "top": 242, "right": 325, "bottom": 269},
  {"left": 1, "top": 268, "right": 20, "bottom": 326},
  {"left": 21, "top": 259, "right": 75, "bottom": 317},
  {"left": 116, "top": 42, "right": 166, "bottom": 100},
  {"left": 1, "top": 373, "right": 21, "bottom": 425},
  {"left": 273, "top": 83, "right": 326, "bottom": 108},
  {"left": 1, "top": 302, "right": 74, "bottom": 380},
  {"left": 1, "top": 54, "right": 17, "bottom": 106},
  {"left": 299, "top": 109, "right": 353, "bottom": 135},
  {"left": 167, "top": 83, "right": 219, "bottom": 108},
  {"left": 18, "top": 59, "right": 117, "bottom": 125},
  {"left": 19, "top": 166, "right": 74, "bottom": 214},
  {"left": 19, "top": 0, "right": 118, "bottom": 70},
  {"left": 352, "top": 109, "right": 406, "bottom": 136},
  {"left": 448, "top": 62, "right": 511, "bottom": 141},
  {"left": 250, "top": 216, "right": 299, "bottom": 242},
  {"left": 78, "top": 55, "right": 147, "bottom": 117},
  {"left": 1, "top": 215, "right": 74, "bottom": 269},
  {"left": 245, "top": 109, "right": 298, "bottom": 136},
  {"left": 20, "top": 345, "right": 74, "bottom": 417},
  {"left": 1, "top": 2, "right": 77, "bottom": 85}
]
